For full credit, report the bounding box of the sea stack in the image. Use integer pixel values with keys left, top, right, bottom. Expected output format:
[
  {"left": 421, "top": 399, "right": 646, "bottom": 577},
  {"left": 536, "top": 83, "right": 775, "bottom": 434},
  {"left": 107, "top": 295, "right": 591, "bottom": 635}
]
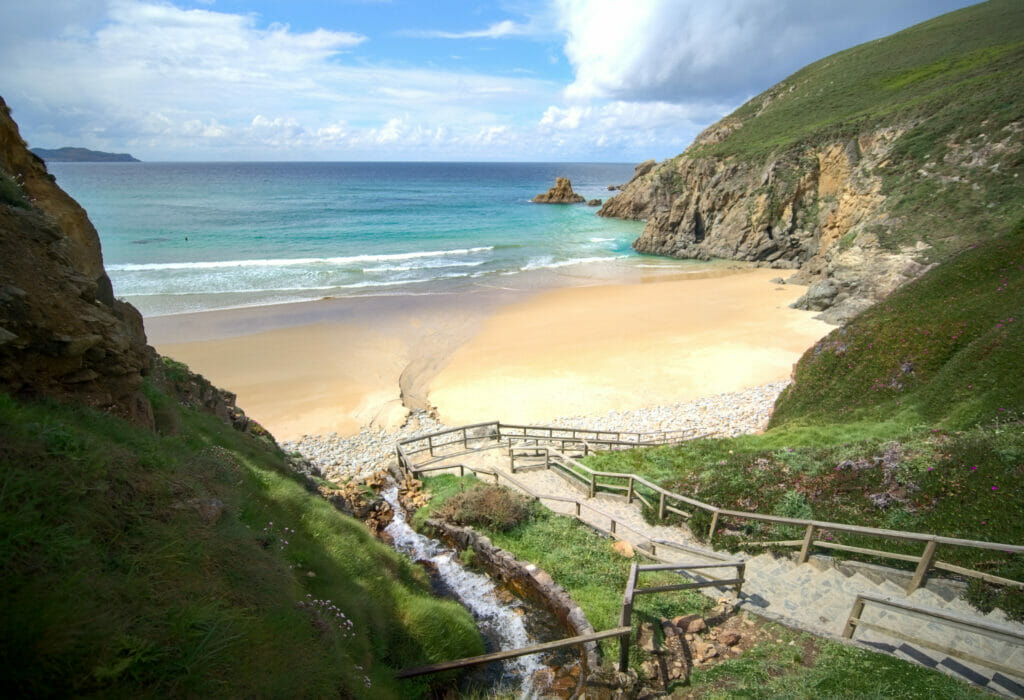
[{"left": 532, "top": 177, "right": 585, "bottom": 204}]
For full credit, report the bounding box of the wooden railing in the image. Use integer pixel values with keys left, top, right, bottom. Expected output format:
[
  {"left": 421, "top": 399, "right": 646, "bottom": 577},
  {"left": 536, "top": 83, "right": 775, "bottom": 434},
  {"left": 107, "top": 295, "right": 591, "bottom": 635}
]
[
  {"left": 843, "top": 594, "right": 1024, "bottom": 680},
  {"left": 617, "top": 560, "right": 745, "bottom": 672},
  {"left": 397, "top": 424, "right": 1024, "bottom": 596},
  {"left": 395, "top": 626, "right": 631, "bottom": 679}
]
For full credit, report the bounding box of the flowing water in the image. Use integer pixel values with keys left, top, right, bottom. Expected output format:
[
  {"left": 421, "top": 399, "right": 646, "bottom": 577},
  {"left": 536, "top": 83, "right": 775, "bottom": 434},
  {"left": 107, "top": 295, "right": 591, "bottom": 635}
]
[{"left": 382, "top": 485, "right": 545, "bottom": 695}]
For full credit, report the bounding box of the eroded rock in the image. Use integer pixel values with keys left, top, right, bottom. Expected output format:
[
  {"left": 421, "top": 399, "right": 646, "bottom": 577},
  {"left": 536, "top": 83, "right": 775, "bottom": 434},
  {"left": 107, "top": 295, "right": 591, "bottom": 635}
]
[{"left": 532, "top": 177, "right": 585, "bottom": 204}]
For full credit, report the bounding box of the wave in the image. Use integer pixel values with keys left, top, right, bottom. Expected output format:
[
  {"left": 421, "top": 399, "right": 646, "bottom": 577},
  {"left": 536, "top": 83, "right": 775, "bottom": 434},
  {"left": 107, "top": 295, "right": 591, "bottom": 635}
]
[
  {"left": 363, "top": 260, "right": 486, "bottom": 273},
  {"left": 107, "top": 246, "right": 494, "bottom": 272},
  {"left": 519, "top": 255, "right": 628, "bottom": 271},
  {"left": 589, "top": 237, "right": 615, "bottom": 243}
]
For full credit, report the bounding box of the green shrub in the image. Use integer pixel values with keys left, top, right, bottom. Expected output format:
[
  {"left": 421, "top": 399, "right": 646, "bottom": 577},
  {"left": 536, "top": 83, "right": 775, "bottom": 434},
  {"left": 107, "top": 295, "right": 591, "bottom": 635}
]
[{"left": 436, "top": 483, "right": 533, "bottom": 532}]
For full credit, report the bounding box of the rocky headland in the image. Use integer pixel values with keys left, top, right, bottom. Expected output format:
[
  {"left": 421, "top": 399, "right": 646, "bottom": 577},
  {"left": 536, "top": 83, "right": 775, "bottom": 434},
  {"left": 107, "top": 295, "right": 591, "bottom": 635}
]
[
  {"left": 599, "top": 1, "right": 1023, "bottom": 324},
  {"left": 30, "top": 146, "right": 140, "bottom": 163},
  {"left": 532, "top": 176, "right": 585, "bottom": 204}
]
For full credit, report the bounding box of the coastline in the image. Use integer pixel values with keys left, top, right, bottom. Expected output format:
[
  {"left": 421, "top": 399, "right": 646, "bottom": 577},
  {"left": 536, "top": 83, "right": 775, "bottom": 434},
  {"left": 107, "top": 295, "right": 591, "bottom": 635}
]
[{"left": 150, "top": 266, "right": 833, "bottom": 441}]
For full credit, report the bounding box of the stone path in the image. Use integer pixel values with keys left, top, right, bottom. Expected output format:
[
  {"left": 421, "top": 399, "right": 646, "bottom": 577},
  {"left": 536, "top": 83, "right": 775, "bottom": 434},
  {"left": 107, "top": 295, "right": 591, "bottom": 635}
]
[{"left": 422, "top": 446, "right": 1024, "bottom": 697}]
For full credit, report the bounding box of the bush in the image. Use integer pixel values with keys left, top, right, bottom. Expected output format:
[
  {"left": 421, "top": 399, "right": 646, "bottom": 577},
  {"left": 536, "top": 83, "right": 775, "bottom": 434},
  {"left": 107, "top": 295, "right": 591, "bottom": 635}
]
[{"left": 435, "top": 484, "right": 533, "bottom": 532}]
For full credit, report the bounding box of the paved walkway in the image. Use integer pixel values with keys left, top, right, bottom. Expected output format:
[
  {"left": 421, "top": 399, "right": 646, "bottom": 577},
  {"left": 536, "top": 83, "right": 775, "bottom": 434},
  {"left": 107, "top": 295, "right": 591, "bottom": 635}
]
[{"left": 418, "top": 445, "right": 1024, "bottom": 697}]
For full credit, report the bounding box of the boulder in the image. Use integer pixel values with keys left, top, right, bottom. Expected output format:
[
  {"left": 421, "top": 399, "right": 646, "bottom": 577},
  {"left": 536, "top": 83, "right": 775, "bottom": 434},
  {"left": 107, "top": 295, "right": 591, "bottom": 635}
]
[
  {"left": 532, "top": 177, "right": 585, "bottom": 204},
  {"left": 612, "top": 540, "right": 635, "bottom": 558},
  {"left": 587, "top": 198, "right": 602, "bottom": 207}
]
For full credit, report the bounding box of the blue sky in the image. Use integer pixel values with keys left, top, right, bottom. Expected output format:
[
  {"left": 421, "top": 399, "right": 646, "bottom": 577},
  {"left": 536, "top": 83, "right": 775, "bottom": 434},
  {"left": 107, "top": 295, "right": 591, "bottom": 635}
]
[{"left": 0, "top": 0, "right": 977, "bottom": 162}]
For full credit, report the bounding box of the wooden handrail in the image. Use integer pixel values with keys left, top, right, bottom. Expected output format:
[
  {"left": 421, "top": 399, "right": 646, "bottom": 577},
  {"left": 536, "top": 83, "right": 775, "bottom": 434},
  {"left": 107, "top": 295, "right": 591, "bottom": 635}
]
[
  {"left": 842, "top": 594, "right": 1024, "bottom": 680},
  {"left": 398, "top": 424, "right": 1024, "bottom": 593},
  {"left": 395, "top": 626, "right": 631, "bottom": 679}
]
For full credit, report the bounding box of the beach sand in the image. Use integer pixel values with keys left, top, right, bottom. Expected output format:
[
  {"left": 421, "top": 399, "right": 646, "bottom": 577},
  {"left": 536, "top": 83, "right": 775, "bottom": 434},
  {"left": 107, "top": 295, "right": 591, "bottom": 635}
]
[{"left": 150, "top": 268, "right": 833, "bottom": 440}]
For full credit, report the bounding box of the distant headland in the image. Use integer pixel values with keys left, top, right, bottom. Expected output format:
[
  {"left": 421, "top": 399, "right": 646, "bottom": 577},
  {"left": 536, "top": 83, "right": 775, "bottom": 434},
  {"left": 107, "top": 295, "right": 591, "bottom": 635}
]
[{"left": 31, "top": 146, "right": 140, "bottom": 163}]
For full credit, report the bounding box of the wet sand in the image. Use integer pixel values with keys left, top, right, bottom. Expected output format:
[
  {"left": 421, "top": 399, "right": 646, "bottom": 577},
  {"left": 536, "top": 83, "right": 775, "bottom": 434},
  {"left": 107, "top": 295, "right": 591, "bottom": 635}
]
[{"left": 149, "top": 268, "right": 833, "bottom": 440}]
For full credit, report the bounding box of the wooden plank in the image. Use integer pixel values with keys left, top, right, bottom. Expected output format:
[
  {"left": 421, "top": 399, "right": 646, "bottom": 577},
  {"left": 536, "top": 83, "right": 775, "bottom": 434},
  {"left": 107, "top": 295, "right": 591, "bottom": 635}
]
[
  {"left": 619, "top": 563, "right": 638, "bottom": 672},
  {"left": 853, "top": 595, "right": 1024, "bottom": 645},
  {"left": 812, "top": 541, "right": 922, "bottom": 563},
  {"left": 707, "top": 510, "right": 719, "bottom": 541},
  {"left": 907, "top": 539, "right": 937, "bottom": 594},
  {"left": 635, "top": 578, "right": 743, "bottom": 595},
  {"left": 932, "top": 560, "right": 1024, "bottom": 588},
  {"left": 797, "top": 524, "right": 816, "bottom": 564},
  {"left": 664, "top": 504, "right": 691, "bottom": 519},
  {"left": 753, "top": 539, "right": 805, "bottom": 547},
  {"left": 651, "top": 539, "right": 734, "bottom": 561},
  {"left": 637, "top": 561, "right": 742, "bottom": 573},
  {"left": 396, "top": 626, "right": 632, "bottom": 679},
  {"left": 843, "top": 595, "right": 866, "bottom": 639}
]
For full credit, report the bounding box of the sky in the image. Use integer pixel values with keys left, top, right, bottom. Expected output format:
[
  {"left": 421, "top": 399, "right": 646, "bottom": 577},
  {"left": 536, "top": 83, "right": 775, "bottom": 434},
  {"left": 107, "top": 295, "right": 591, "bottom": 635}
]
[{"left": 0, "top": 0, "right": 978, "bottom": 162}]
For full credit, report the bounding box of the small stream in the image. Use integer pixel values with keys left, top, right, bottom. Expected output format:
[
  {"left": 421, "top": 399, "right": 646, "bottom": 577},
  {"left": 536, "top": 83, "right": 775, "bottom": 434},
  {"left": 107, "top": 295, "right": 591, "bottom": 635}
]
[{"left": 382, "top": 485, "right": 547, "bottom": 695}]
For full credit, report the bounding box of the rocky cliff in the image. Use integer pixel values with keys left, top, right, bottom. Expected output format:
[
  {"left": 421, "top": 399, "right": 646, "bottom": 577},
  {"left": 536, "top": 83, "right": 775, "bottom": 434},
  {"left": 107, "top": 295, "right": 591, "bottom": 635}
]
[
  {"left": 600, "top": 0, "right": 1024, "bottom": 324},
  {"left": 0, "top": 97, "right": 155, "bottom": 423}
]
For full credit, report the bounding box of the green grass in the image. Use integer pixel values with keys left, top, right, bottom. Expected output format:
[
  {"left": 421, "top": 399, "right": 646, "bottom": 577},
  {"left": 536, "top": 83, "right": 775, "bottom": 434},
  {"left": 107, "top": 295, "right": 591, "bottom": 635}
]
[
  {"left": 0, "top": 387, "right": 483, "bottom": 697},
  {"left": 772, "top": 219, "right": 1024, "bottom": 430},
  {"left": 0, "top": 171, "right": 29, "bottom": 209},
  {"left": 686, "top": 623, "right": 985, "bottom": 699}
]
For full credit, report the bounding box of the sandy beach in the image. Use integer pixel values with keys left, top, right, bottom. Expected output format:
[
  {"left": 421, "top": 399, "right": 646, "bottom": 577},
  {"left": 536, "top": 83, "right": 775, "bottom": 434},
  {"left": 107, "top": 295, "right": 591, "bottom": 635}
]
[{"left": 149, "top": 267, "right": 833, "bottom": 441}]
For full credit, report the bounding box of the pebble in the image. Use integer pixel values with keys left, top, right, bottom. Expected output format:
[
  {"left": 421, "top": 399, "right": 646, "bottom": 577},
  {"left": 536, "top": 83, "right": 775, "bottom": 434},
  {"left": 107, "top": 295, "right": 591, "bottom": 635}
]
[{"left": 282, "top": 381, "right": 790, "bottom": 483}]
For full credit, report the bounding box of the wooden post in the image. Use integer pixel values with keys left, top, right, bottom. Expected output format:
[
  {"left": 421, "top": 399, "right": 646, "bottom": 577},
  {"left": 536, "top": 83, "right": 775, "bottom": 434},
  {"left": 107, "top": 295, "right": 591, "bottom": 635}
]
[
  {"left": 395, "top": 446, "right": 404, "bottom": 473},
  {"left": 610, "top": 519, "right": 617, "bottom": 534},
  {"left": 510, "top": 451, "right": 517, "bottom": 474},
  {"left": 843, "top": 595, "right": 866, "bottom": 638},
  {"left": 589, "top": 473, "right": 596, "bottom": 498},
  {"left": 658, "top": 492, "right": 666, "bottom": 520},
  {"left": 797, "top": 524, "right": 816, "bottom": 564},
  {"left": 459, "top": 465, "right": 465, "bottom": 477},
  {"left": 575, "top": 501, "right": 581, "bottom": 517},
  {"left": 708, "top": 510, "right": 720, "bottom": 541},
  {"left": 462, "top": 429, "right": 467, "bottom": 449},
  {"left": 907, "top": 539, "right": 937, "bottom": 594},
  {"left": 627, "top": 477, "right": 634, "bottom": 504},
  {"left": 735, "top": 562, "right": 745, "bottom": 597},
  {"left": 428, "top": 435, "right": 435, "bottom": 457},
  {"left": 618, "top": 563, "right": 637, "bottom": 672}
]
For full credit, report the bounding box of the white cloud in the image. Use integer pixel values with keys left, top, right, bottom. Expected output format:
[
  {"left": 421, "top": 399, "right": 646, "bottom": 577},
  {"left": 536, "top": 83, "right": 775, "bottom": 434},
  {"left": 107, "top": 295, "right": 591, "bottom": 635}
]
[
  {"left": 408, "top": 20, "right": 535, "bottom": 40},
  {"left": 554, "top": 0, "right": 975, "bottom": 103},
  {"left": 0, "top": 0, "right": 566, "bottom": 159}
]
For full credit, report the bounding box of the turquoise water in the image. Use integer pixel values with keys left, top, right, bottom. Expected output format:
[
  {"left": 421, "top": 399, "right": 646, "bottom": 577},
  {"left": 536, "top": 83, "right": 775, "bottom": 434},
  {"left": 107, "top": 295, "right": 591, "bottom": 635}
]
[{"left": 48, "top": 162, "right": 680, "bottom": 316}]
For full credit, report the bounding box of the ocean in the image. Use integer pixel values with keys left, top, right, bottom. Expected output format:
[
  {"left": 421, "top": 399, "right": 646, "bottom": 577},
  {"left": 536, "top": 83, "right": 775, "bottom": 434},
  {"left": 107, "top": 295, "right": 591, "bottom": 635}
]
[{"left": 48, "top": 162, "right": 696, "bottom": 316}]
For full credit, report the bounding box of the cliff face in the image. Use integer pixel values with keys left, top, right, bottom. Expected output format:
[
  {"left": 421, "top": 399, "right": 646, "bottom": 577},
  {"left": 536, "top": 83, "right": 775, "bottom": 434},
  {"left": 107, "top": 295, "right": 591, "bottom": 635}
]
[
  {"left": 601, "top": 124, "right": 934, "bottom": 323},
  {"left": 600, "top": 0, "right": 1024, "bottom": 324},
  {"left": 0, "top": 97, "right": 154, "bottom": 424}
]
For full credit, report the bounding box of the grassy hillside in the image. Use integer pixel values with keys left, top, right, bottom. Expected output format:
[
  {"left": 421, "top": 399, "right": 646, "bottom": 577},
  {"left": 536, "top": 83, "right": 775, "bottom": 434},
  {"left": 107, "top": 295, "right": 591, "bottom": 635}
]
[
  {"left": 691, "top": 0, "right": 1024, "bottom": 257},
  {"left": 771, "top": 218, "right": 1023, "bottom": 429},
  {"left": 0, "top": 383, "right": 483, "bottom": 697}
]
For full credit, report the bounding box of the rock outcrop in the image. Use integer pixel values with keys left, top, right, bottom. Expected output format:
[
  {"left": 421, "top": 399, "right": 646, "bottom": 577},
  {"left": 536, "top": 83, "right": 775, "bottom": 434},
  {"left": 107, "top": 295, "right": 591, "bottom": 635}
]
[
  {"left": 0, "top": 97, "right": 156, "bottom": 423},
  {"left": 532, "top": 177, "right": 585, "bottom": 204},
  {"left": 599, "top": 125, "right": 943, "bottom": 324}
]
